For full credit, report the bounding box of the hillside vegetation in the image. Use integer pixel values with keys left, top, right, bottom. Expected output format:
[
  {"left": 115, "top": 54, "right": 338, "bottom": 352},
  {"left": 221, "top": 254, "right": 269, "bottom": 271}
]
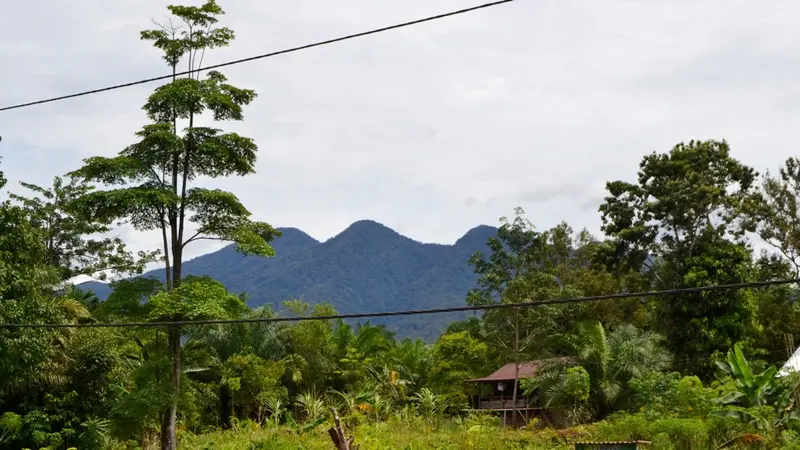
[{"left": 80, "top": 222, "right": 496, "bottom": 339}]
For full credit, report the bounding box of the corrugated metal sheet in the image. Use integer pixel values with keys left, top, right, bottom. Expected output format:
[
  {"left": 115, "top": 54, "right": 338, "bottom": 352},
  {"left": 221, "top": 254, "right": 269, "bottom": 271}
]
[
  {"left": 467, "top": 362, "right": 539, "bottom": 382},
  {"left": 779, "top": 345, "right": 800, "bottom": 377}
]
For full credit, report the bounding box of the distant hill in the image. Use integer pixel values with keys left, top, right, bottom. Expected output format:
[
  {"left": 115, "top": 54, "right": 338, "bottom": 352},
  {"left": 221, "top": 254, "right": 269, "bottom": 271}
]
[{"left": 78, "top": 220, "right": 497, "bottom": 340}]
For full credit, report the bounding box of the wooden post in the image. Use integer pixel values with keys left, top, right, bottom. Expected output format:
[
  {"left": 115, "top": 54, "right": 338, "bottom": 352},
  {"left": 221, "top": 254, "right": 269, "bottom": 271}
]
[
  {"left": 510, "top": 307, "right": 520, "bottom": 426},
  {"left": 328, "top": 408, "right": 358, "bottom": 450},
  {"left": 786, "top": 333, "right": 800, "bottom": 408}
]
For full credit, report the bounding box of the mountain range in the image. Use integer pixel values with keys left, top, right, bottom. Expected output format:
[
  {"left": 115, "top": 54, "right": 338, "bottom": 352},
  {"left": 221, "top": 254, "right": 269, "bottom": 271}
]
[{"left": 77, "top": 220, "right": 497, "bottom": 340}]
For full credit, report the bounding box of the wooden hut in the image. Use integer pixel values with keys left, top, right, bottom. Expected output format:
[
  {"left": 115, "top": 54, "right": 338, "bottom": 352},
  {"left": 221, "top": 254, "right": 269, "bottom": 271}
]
[{"left": 466, "top": 360, "right": 557, "bottom": 426}]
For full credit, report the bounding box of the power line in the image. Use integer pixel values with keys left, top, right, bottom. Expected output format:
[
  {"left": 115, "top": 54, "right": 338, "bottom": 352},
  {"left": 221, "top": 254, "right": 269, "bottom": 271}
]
[
  {"left": 0, "top": 0, "right": 514, "bottom": 113},
  {"left": 2, "top": 277, "right": 797, "bottom": 329}
]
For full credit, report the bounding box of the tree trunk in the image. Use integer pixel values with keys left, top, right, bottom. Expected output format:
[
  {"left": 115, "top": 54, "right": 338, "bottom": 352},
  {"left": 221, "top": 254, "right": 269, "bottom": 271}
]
[
  {"left": 171, "top": 246, "right": 183, "bottom": 288},
  {"left": 510, "top": 308, "right": 520, "bottom": 426},
  {"left": 501, "top": 388, "right": 506, "bottom": 426},
  {"left": 220, "top": 386, "right": 231, "bottom": 429},
  {"left": 510, "top": 367, "right": 520, "bottom": 426},
  {"left": 159, "top": 248, "right": 183, "bottom": 448},
  {"left": 159, "top": 59, "right": 182, "bottom": 450},
  {"left": 161, "top": 219, "right": 172, "bottom": 291},
  {"left": 161, "top": 327, "right": 181, "bottom": 450}
]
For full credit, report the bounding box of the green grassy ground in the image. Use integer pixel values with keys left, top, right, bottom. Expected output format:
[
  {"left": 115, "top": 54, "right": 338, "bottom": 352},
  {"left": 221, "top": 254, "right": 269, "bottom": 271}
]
[
  {"left": 178, "top": 420, "right": 569, "bottom": 450},
  {"left": 175, "top": 412, "right": 800, "bottom": 450}
]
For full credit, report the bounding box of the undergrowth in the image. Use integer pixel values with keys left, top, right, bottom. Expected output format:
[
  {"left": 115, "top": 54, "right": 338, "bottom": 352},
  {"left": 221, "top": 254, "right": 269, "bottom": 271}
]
[{"left": 174, "top": 412, "right": 800, "bottom": 450}]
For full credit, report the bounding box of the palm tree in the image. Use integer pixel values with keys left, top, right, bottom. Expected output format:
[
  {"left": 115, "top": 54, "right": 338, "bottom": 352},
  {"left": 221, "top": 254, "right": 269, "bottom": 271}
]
[
  {"left": 59, "top": 284, "right": 101, "bottom": 311},
  {"left": 181, "top": 306, "right": 289, "bottom": 427},
  {"left": 334, "top": 322, "right": 395, "bottom": 389},
  {"left": 329, "top": 387, "right": 373, "bottom": 417},
  {"left": 528, "top": 321, "right": 671, "bottom": 419},
  {"left": 389, "top": 338, "right": 432, "bottom": 391},
  {"left": 4, "top": 283, "right": 93, "bottom": 396}
]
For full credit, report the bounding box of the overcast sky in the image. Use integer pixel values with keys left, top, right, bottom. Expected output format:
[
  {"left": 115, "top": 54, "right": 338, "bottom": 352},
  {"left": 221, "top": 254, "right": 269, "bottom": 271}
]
[{"left": 1, "top": 0, "right": 799, "bottom": 264}]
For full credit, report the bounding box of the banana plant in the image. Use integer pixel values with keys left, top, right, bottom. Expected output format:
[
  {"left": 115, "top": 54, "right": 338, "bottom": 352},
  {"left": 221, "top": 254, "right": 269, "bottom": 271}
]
[
  {"left": 710, "top": 342, "right": 800, "bottom": 440},
  {"left": 714, "top": 342, "right": 777, "bottom": 408}
]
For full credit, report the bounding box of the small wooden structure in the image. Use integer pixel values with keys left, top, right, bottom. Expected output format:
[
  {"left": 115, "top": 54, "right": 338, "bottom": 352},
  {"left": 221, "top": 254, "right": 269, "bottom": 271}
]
[
  {"left": 466, "top": 360, "right": 551, "bottom": 426},
  {"left": 573, "top": 441, "right": 651, "bottom": 450}
]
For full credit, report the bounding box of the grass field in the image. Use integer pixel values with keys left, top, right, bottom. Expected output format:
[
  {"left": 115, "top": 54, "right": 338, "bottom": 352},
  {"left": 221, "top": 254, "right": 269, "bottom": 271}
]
[
  {"left": 173, "top": 411, "right": 800, "bottom": 450},
  {"left": 178, "top": 416, "right": 576, "bottom": 450}
]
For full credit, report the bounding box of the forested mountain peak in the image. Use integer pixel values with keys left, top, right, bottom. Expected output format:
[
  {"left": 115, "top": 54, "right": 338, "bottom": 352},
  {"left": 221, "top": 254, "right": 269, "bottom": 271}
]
[
  {"left": 78, "top": 220, "right": 496, "bottom": 339},
  {"left": 454, "top": 225, "right": 498, "bottom": 247}
]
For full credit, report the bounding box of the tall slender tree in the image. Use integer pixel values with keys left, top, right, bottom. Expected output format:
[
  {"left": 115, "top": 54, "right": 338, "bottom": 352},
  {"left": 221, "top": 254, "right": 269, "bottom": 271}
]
[{"left": 68, "top": 2, "right": 277, "bottom": 448}]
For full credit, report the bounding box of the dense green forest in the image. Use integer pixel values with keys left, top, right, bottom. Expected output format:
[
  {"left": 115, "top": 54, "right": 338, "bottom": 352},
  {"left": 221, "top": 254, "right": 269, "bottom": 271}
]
[
  {"left": 77, "top": 220, "right": 498, "bottom": 341},
  {"left": 6, "top": 1, "right": 800, "bottom": 449}
]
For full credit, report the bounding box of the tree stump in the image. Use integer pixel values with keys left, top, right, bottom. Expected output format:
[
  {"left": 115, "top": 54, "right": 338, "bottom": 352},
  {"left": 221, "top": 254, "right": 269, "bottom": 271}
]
[{"left": 327, "top": 408, "right": 358, "bottom": 450}]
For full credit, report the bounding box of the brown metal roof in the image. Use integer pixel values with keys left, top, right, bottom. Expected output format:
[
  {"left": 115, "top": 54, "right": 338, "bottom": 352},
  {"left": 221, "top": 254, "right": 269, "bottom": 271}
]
[
  {"left": 468, "top": 362, "right": 539, "bottom": 382},
  {"left": 467, "top": 358, "right": 572, "bottom": 382}
]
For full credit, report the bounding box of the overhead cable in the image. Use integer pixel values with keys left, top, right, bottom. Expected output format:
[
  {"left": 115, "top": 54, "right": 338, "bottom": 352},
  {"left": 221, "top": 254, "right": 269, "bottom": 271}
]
[
  {"left": 0, "top": 0, "right": 514, "bottom": 112},
  {"left": 2, "top": 277, "right": 796, "bottom": 329}
]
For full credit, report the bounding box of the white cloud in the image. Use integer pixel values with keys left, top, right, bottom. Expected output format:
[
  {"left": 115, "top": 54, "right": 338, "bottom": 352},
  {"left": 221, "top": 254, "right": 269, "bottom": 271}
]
[{"left": 2, "top": 0, "right": 800, "bottom": 262}]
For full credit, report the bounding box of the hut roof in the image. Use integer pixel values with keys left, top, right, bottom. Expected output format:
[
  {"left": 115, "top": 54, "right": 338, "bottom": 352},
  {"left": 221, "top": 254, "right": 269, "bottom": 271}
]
[{"left": 467, "top": 358, "right": 571, "bottom": 382}]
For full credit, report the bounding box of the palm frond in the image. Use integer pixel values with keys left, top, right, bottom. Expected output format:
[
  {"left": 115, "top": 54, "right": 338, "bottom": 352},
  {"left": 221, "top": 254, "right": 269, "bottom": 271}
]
[{"left": 56, "top": 297, "right": 91, "bottom": 320}]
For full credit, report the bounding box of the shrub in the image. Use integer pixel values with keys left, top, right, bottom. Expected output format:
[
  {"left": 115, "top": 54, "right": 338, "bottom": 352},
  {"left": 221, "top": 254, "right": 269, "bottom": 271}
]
[
  {"left": 589, "top": 412, "right": 710, "bottom": 449},
  {"left": 628, "top": 372, "right": 715, "bottom": 418}
]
